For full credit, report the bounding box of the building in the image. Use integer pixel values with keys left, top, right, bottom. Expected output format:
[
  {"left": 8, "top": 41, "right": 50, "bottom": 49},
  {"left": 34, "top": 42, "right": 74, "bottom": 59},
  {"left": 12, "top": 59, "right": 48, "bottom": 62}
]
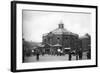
[
  {"left": 42, "top": 22, "right": 79, "bottom": 55},
  {"left": 79, "top": 33, "right": 91, "bottom": 51},
  {"left": 23, "top": 22, "right": 91, "bottom": 57}
]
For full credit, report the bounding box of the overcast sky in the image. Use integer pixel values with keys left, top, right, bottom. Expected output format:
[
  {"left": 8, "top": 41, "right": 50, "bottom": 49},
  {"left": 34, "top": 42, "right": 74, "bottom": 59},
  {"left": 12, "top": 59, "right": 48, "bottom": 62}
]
[{"left": 22, "top": 10, "right": 91, "bottom": 42}]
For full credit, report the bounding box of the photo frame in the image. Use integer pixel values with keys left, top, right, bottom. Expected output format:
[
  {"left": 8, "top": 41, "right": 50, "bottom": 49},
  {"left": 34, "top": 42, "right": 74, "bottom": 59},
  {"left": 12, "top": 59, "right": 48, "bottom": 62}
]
[{"left": 11, "top": 1, "right": 98, "bottom": 72}]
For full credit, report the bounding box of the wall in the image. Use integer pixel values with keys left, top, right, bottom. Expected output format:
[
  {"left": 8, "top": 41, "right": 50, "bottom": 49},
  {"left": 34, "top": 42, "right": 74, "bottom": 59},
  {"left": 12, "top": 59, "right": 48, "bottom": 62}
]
[{"left": 0, "top": 0, "right": 99, "bottom": 73}]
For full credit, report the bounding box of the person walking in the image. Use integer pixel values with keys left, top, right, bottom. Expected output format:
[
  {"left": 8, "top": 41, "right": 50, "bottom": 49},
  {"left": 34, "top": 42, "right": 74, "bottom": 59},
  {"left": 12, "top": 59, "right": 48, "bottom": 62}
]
[
  {"left": 78, "top": 49, "right": 82, "bottom": 60},
  {"left": 36, "top": 53, "right": 40, "bottom": 61},
  {"left": 87, "top": 49, "right": 91, "bottom": 59},
  {"left": 36, "top": 49, "right": 40, "bottom": 61},
  {"left": 75, "top": 49, "right": 79, "bottom": 60},
  {"left": 68, "top": 51, "right": 72, "bottom": 61}
]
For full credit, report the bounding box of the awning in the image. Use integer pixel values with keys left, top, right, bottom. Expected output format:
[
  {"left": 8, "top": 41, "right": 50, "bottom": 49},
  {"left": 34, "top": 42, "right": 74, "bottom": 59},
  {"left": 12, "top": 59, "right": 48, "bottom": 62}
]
[
  {"left": 53, "top": 44, "right": 62, "bottom": 47},
  {"left": 64, "top": 48, "right": 70, "bottom": 49}
]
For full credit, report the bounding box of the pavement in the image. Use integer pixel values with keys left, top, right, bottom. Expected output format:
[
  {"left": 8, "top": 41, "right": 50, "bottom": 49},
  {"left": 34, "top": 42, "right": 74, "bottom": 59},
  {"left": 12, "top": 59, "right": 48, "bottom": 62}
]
[{"left": 24, "top": 53, "right": 87, "bottom": 63}]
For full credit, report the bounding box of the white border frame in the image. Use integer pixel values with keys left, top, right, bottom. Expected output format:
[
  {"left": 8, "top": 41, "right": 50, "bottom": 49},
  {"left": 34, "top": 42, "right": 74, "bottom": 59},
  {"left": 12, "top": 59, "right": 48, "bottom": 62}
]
[{"left": 16, "top": 3, "right": 96, "bottom": 70}]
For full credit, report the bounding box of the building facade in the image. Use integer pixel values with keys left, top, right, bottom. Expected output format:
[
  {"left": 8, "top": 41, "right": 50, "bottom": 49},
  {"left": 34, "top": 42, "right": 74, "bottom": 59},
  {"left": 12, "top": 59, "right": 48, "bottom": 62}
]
[
  {"left": 79, "top": 34, "right": 91, "bottom": 51},
  {"left": 42, "top": 22, "right": 79, "bottom": 54}
]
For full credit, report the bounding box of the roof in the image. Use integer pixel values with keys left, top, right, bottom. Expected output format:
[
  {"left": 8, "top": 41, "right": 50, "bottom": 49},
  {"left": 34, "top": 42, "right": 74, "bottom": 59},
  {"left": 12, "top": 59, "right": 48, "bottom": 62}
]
[
  {"left": 43, "top": 23, "right": 78, "bottom": 37},
  {"left": 51, "top": 28, "right": 74, "bottom": 35},
  {"left": 43, "top": 33, "right": 48, "bottom": 36},
  {"left": 51, "top": 23, "right": 78, "bottom": 36},
  {"left": 53, "top": 44, "right": 62, "bottom": 47},
  {"left": 79, "top": 33, "right": 91, "bottom": 39}
]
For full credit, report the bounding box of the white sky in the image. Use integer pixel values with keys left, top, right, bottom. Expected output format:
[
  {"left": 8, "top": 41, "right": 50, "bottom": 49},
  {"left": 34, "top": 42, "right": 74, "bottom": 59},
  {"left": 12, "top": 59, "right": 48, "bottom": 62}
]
[{"left": 22, "top": 10, "right": 91, "bottom": 42}]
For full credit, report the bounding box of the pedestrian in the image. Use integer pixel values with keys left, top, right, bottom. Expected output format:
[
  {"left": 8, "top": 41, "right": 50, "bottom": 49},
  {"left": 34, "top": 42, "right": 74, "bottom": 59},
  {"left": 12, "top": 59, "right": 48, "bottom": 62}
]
[
  {"left": 87, "top": 49, "right": 91, "bottom": 59},
  {"left": 36, "top": 53, "right": 40, "bottom": 61},
  {"left": 75, "top": 49, "right": 79, "bottom": 60},
  {"left": 68, "top": 51, "right": 72, "bottom": 61},
  {"left": 36, "top": 49, "right": 40, "bottom": 61},
  {"left": 76, "top": 54, "right": 78, "bottom": 60},
  {"left": 78, "top": 49, "right": 82, "bottom": 60}
]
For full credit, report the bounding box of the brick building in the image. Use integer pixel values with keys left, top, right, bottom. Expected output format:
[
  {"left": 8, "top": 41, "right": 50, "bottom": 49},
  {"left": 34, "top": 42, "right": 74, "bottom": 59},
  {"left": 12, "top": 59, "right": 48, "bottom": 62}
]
[
  {"left": 42, "top": 22, "right": 79, "bottom": 54},
  {"left": 79, "top": 34, "right": 91, "bottom": 51}
]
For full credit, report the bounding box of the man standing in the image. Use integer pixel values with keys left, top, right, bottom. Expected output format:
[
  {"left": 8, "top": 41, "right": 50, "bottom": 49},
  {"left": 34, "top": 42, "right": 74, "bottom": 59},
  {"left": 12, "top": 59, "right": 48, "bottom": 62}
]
[
  {"left": 87, "top": 49, "right": 91, "bottom": 59},
  {"left": 78, "top": 49, "right": 83, "bottom": 60},
  {"left": 36, "top": 49, "right": 40, "bottom": 61},
  {"left": 36, "top": 53, "right": 40, "bottom": 61},
  {"left": 68, "top": 51, "right": 72, "bottom": 61},
  {"left": 75, "top": 49, "right": 79, "bottom": 60}
]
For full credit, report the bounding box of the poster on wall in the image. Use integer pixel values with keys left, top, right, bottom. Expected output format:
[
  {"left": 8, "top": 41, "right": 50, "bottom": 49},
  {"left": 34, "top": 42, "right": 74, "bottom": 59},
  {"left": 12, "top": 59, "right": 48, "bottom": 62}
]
[{"left": 11, "top": 1, "right": 98, "bottom": 72}]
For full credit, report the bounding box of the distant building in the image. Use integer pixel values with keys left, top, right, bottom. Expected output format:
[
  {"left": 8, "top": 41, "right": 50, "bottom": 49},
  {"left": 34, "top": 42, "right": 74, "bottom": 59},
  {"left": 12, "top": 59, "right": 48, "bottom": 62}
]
[{"left": 79, "top": 33, "right": 91, "bottom": 51}]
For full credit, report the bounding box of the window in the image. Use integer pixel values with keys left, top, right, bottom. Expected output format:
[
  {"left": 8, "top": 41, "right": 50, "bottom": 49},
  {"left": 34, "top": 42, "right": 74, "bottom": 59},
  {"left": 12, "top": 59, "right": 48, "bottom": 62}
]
[{"left": 66, "top": 37, "right": 68, "bottom": 40}]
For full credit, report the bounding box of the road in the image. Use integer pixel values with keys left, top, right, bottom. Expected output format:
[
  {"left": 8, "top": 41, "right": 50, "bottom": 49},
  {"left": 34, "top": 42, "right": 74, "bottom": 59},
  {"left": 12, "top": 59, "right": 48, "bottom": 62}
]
[{"left": 24, "top": 53, "right": 87, "bottom": 63}]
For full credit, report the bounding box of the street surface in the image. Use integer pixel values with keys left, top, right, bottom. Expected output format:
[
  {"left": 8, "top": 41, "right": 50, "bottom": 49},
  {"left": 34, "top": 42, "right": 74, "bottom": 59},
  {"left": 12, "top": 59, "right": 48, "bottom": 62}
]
[{"left": 24, "top": 52, "right": 87, "bottom": 63}]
